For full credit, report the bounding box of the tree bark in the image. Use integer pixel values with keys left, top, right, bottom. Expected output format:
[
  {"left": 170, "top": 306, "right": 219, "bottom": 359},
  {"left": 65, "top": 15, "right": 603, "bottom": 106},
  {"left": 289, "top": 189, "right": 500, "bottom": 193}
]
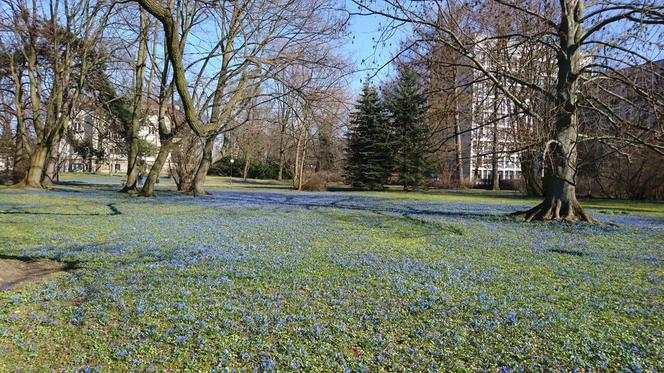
[
  {"left": 190, "top": 135, "right": 215, "bottom": 196},
  {"left": 491, "top": 88, "right": 500, "bottom": 191},
  {"left": 297, "top": 149, "right": 306, "bottom": 191},
  {"left": 140, "top": 139, "right": 173, "bottom": 197},
  {"left": 277, "top": 125, "right": 286, "bottom": 181},
  {"left": 243, "top": 156, "right": 250, "bottom": 180},
  {"left": 23, "top": 145, "right": 49, "bottom": 188},
  {"left": 121, "top": 9, "right": 150, "bottom": 194},
  {"left": 454, "top": 118, "right": 464, "bottom": 187}
]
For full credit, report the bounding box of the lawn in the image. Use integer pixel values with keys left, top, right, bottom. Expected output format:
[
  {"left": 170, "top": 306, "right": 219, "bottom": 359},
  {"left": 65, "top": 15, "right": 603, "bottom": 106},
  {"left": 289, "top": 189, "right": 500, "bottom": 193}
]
[{"left": 0, "top": 181, "right": 662, "bottom": 370}]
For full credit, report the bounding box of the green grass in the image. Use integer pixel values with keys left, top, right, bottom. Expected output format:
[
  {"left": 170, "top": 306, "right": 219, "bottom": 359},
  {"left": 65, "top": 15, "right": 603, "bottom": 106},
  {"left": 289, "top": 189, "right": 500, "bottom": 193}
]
[{"left": 0, "top": 180, "right": 662, "bottom": 370}]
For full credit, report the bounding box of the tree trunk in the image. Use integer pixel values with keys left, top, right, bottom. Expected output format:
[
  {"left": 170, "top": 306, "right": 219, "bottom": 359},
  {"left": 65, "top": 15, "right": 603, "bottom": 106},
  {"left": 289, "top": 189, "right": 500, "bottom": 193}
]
[
  {"left": 243, "top": 156, "right": 250, "bottom": 181},
  {"left": 122, "top": 135, "right": 141, "bottom": 192},
  {"left": 512, "top": 126, "right": 592, "bottom": 222},
  {"left": 190, "top": 136, "right": 215, "bottom": 196},
  {"left": 12, "top": 135, "right": 30, "bottom": 183},
  {"left": 297, "top": 149, "right": 306, "bottom": 191},
  {"left": 277, "top": 122, "right": 286, "bottom": 181},
  {"left": 41, "top": 148, "right": 58, "bottom": 188},
  {"left": 491, "top": 90, "right": 500, "bottom": 191},
  {"left": 278, "top": 156, "right": 285, "bottom": 181},
  {"left": 454, "top": 119, "right": 464, "bottom": 187},
  {"left": 121, "top": 9, "right": 149, "bottom": 194},
  {"left": 293, "top": 132, "right": 302, "bottom": 189},
  {"left": 140, "top": 139, "right": 173, "bottom": 197},
  {"left": 512, "top": 0, "right": 592, "bottom": 222},
  {"left": 23, "top": 145, "right": 49, "bottom": 188}
]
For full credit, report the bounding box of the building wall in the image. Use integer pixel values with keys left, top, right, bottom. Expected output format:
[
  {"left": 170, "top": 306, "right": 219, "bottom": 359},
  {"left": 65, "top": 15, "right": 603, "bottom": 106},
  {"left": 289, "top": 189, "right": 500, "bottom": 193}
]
[{"left": 61, "top": 113, "right": 171, "bottom": 177}]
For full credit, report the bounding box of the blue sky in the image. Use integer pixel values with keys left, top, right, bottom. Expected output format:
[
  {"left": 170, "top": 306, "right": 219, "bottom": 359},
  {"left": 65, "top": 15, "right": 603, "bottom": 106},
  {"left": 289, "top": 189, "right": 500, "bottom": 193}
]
[{"left": 341, "top": 0, "right": 408, "bottom": 93}]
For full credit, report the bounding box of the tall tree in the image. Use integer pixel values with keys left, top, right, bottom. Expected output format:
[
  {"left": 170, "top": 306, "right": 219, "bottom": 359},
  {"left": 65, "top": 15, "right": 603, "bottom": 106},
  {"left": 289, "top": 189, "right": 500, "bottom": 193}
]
[
  {"left": 385, "top": 65, "right": 431, "bottom": 190},
  {"left": 0, "top": 0, "right": 110, "bottom": 188},
  {"left": 352, "top": 0, "right": 664, "bottom": 222},
  {"left": 132, "top": 0, "right": 346, "bottom": 196},
  {"left": 345, "top": 82, "right": 392, "bottom": 190}
]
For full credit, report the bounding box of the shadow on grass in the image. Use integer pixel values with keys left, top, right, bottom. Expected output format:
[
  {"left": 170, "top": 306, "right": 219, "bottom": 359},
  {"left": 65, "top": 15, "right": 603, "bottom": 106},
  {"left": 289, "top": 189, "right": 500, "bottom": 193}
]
[
  {"left": 547, "top": 249, "right": 585, "bottom": 256},
  {"left": 207, "top": 191, "right": 500, "bottom": 223},
  {"left": 0, "top": 203, "right": 122, "bottom": 216}
]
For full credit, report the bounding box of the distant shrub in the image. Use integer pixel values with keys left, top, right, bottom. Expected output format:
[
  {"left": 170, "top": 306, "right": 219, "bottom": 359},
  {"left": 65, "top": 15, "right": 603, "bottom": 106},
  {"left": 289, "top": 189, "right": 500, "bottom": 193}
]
[
  {"left": 499, "top": 178, "right": 522, "bottom": 191},
  {"left": 209, "top": 157, "right": 291, "bottom": 180},
  {"left": 301, "top": 173, "right": 327, "bottom": 191},
  {"left": 424, "top": 178, "right": 472, "bottom": 190}
]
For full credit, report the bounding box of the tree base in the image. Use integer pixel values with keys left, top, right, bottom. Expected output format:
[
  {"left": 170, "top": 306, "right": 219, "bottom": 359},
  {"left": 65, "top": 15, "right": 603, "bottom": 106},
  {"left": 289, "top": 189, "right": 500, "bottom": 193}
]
[
  {"left": 118, "top": 185, "right": 139, "bottom": 194},
  {"left": 138, "top": 190, "right": 157, "bottom": 198},
  {"left": 510, "top": 199, "right": 594, "bottom": 223},
  {"left": 12, "top": 180, "right": 45, "bottom": 189}
]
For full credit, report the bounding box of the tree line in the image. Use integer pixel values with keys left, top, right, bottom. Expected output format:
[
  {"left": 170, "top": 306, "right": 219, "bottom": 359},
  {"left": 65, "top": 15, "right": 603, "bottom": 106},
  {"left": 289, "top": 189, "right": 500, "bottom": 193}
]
[{"left": 0, "top": 0, "right": 662, "bottom": 224}]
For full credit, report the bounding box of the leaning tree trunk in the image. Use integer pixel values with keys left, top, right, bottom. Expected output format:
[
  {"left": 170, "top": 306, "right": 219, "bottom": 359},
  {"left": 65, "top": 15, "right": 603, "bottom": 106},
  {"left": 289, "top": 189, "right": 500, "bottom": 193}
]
[
  {"left": 121, "top": 9, "right": 149, "bottom": 194},
  {"left": 190, "top": 136, "right": 215, "bottom": 196},
  {"left": 121, "top": 137, "right": 141, "bottom": 192},
  {"left": 140, "top": 139, "right": 173, "bottom": 197},
  {"left": 512, "top": 0, "right": 592, "bottom": 223}
]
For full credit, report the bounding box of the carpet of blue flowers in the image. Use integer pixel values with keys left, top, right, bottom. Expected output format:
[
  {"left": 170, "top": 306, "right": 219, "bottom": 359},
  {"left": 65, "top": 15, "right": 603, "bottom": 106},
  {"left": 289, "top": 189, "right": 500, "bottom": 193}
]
[{"left": 0, "top": 187, "right": 662, "bottom": 370}]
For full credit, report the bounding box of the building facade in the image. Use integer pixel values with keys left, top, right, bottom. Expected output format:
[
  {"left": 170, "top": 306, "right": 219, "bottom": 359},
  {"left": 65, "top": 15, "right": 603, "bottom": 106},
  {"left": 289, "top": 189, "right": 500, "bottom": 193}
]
[{"left": 61, "top": 113, "right": 169, "bottom": 176}]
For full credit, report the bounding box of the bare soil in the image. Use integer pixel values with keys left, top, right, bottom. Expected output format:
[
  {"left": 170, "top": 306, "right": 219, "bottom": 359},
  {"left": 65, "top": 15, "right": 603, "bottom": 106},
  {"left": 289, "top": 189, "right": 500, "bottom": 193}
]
[{"left": 0, "top": 256, "right": 76, "bottom": 290}]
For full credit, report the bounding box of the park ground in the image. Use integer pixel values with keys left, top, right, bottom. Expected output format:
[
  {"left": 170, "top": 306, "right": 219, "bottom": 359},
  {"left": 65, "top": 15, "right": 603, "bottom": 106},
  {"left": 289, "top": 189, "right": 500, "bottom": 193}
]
[{"left": 0, "top": 174, "right": 662, "bottom": 370}]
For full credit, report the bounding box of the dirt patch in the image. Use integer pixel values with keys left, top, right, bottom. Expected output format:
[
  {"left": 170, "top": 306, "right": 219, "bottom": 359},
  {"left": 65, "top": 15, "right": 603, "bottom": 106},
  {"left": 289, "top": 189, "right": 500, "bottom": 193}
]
[{"left": 0, "top": 255, "right": 77, "bottom": 290}]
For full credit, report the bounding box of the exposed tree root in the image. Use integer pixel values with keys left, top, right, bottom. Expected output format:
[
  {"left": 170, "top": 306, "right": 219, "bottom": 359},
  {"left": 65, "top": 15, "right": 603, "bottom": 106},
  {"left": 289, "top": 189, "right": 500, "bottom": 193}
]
[{"left": 510, "top": 199, "right": 595, "bottom": 223}]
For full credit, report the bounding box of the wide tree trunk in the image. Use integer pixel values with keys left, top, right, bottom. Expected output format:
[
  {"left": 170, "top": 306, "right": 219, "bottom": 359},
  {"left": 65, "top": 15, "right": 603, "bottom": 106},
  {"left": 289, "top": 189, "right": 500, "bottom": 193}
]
[
  {"left": 23, "top": 145, "right": 49, "bottom": 188},
  {"left": 512, "top": 125, "right": 593, "bottom": 222},
  {"left": 140, "top": 139, "right": 173, "bottom": 197},
  {"left": 190, "top": 136, "right": 215, "bottom": 196},
  {"left": 12, "top": 136, "right": 30, "bottom": 183},
  {"left": 41, "top": 149, "right": 58, "bottom": 188}
]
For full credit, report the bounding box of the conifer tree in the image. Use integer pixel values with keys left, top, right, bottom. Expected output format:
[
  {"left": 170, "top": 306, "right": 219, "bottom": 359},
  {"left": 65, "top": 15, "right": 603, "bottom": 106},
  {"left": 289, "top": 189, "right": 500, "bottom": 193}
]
[
  {"left": 345, "top": 82, "right": 393, "bottom": 190},
  {"left": 385, "top": 65, "right": 432, "bottom": 190}
]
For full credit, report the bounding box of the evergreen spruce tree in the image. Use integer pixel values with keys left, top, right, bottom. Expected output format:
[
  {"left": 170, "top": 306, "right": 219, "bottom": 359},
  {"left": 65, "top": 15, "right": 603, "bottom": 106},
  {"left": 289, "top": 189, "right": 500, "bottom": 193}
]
[
  {"left": 385, "top": 65, "right": 432, "bottom": 190},
  {"left": 345, "top": 82, "right": 393, "bottom": 190}
]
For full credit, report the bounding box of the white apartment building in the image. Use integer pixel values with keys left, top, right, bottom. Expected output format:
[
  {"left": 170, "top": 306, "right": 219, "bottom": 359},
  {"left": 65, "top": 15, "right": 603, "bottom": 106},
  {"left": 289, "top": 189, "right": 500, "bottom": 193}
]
[
  {"left": 431, "top": 37, "right": 555, "bottom": 186},
  {"left": 61, "top": 113, "right": 169, "bottom": 176}
]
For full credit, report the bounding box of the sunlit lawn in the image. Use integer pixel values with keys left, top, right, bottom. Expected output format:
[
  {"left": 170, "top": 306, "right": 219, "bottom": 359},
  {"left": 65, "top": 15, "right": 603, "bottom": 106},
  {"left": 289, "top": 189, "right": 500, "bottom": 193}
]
[{"left": 0, "top": 176, "right": 662, "bottom": 370}]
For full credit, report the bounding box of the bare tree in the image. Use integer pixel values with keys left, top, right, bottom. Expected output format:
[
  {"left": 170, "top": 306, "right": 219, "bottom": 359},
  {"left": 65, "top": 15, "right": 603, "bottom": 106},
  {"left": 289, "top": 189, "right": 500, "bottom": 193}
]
[
  {"left": 0, "top": 0, "right": 112, "bottom": 188},
  {"left": 352, "top": 0, "right": 664, "bottom": 222},
  {"left": 132, "top": 0, "right": 347, "bottom": 195}
]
